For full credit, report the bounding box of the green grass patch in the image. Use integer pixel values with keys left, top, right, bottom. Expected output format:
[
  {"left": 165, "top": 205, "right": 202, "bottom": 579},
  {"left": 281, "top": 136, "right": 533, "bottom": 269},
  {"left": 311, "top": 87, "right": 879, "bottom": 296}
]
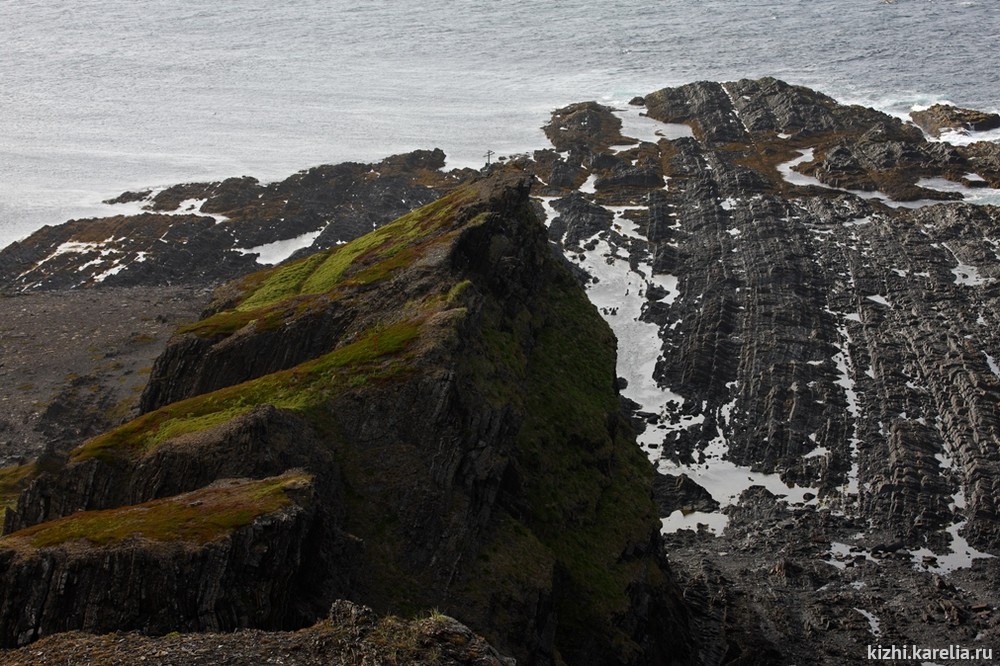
[
  {"left": 178, "top": 185, "right": 485, "bottom": 341},
  {"left": 445, "top": 279, "right": 472, "bottom": 305},
  {"left": 177, "top": 309, "right": 261, "bottom": 338},
  {"left": 232, "top": 185, "right": 480, "bottom": 314},
  {"left": 71, "top": 318, "right": 426, "bottom": 463},
  {"left": 298, "top": 236, "right": 384, "bottom": 296},
  {"left": 237, "top": 251, "right": 328, "bottom": 312},
  {"left": 0, "top": 463, "right": 37, "bottom": 512},
  {"left": 2, "top": 473, "right": 311, "bottom": 549},
  {"left": 177, "top": 294, "right": 331, "bottom": 339}
]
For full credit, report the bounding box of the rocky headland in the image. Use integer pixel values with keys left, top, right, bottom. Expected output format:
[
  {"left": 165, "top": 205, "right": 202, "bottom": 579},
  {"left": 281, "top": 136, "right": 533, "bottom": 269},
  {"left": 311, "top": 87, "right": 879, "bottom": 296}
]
[
  {"left": 1, "top": 77, "right": 1000, "bottom": 664},
  {"left": 0, "top": 172, "right": 690, "bottom": 665}
]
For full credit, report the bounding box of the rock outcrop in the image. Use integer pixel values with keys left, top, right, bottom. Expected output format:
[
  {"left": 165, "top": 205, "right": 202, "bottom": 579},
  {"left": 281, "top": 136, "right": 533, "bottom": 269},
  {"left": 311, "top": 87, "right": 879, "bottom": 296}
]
[
  {"left": 0, "top": 173, "right": 692, "bottom": 665},
  {"left": 1, "top": 600, "right": 515, "bottom": 666},
  {"left": 515, "top": 77, "right": 1000, "bottom": 664},
  {"left": 910, "top": 103, "right": 1000, "bottom": 138},
  {"left": 0, "top": 150, "right": 471, "bottom": 292},
  {"left": 0, "top": 472, "right": 315, "bottom": 646}
]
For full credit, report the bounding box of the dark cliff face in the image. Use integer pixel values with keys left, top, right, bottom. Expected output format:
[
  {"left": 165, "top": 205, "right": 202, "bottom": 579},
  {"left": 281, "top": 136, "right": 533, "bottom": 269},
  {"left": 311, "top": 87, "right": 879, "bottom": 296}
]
[
  {"left": 0, "top": 173, "right": 692, "bottom": 665},
  {"left": 0, "top": 471, "right": 316, "bottom": 646}
]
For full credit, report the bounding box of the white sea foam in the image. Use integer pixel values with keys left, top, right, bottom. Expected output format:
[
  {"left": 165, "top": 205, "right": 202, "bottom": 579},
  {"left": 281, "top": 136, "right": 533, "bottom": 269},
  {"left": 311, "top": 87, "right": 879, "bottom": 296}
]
[
  {"left": 934, "top": 127, "right": 1000, "bottom": 147},
  {"left": 825, "top": 306, "right": 862, "bottom": 497},
  {"left": 941, "top": 243, "right": 992, "bottom": 287},
  {"left": 774, "top": 152, "right": 997, "bottom": 209},
  {"left": 825, "top": 542, "right": 873, "bottom": 569},
  {"left": 984, "top": 352, "right": 1000, "bottom": 378},
  {"left": 909, "top": 521, "right": 996, "bottom": 574},
  {"left": 557, "top": 196, "right": 827, "bottom": 536},
  {"left": 659, "top": 446, "right": 821, "bottom": 535},
  {"left": 536, "top": 196, "right": 560, "bottom": 229},
  {"left": 804, "top": 445, "right": 830, "bottom": 459},
  {"left": 916, "top": 177, "right": 1000, "bottom": 206},
  {"left": 866, "top": 294, "right": 891, "bottom": 307},
  {"left": 855, "top": 608, "right": 882, "bottom": 638},
  {"left": 579, "top": 174, "right": 598, "bottom": 194},
  {"left": 236, "top": 225, "right": 329, "bottom": 265},
  {"left": 776, "top": 149, "right": 818, "bottom": 187},
  {"left": 93, "top": 263, "right": 126, "bottom": 283},
  {"left": 611, "top": 105, "right": 694, "bottom": 145}
]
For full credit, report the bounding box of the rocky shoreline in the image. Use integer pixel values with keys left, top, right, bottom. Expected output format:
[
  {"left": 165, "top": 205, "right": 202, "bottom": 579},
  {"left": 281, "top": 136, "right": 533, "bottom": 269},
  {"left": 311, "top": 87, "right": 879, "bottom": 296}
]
[
  {"left": 1, "top": 78, "right": 999, "bottom": 664},
  {"left": 519, "top": 78, "right": 1000, "bottom": 664}
]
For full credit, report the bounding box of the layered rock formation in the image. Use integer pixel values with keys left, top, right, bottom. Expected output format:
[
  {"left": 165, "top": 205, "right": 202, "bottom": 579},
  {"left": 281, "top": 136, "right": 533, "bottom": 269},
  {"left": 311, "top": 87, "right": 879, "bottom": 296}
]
[
  {"left": 911, "top": 104, "right": 1000, "bottom": 138},
  {"left": 515, "top": 77, "right": 1000, "bottom": 664},
  {"left": 0, "top": 173, "right": 691, "bottom": 665},
  {"left": 0, "top": 472, "right": 315, "bottom": 646},
  {"left": 520, "top": 76, "right": 1000, "bottom": 546}
]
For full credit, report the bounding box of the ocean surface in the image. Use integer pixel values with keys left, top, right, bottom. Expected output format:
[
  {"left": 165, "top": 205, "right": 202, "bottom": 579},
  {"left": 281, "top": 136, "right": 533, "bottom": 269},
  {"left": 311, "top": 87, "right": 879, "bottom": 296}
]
[{"left": 2, "top": 0, "right": 998, "bottom": 249}]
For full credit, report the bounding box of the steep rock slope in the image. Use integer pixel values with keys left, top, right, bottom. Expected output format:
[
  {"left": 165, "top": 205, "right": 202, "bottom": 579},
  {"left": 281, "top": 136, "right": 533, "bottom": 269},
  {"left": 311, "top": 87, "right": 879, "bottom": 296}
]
[{"left": 0, "top": 173, "right": 692, "bottom": 665}]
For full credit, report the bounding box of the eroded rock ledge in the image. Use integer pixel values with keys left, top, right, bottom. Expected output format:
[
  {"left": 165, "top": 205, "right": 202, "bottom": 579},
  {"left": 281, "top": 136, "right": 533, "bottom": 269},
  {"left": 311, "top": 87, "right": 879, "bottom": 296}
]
[{"left": 0, "top": 149, "right": 470, "bottom": 291}]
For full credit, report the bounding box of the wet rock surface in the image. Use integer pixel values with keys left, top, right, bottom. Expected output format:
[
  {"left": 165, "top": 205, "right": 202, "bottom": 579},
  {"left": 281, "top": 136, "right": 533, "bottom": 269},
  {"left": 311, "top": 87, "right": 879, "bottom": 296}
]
[
  {"left": 911, "top": 104, "right": 1000, "bottom": 138},
  {"left": 516, "top": 77, "right": 1000, "bottom": 663}
]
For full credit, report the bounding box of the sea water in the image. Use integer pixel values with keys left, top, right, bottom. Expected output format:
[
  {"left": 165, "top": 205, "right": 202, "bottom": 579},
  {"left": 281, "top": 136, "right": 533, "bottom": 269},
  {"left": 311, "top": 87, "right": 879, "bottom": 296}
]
[{"left": 2, "top": 0, "right": 998, "bottom": 248}]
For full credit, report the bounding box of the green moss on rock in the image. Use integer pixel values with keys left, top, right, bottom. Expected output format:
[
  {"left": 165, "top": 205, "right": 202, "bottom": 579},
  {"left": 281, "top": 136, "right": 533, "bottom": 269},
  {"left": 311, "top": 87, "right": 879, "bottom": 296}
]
[
  {"left": 0, "top": 464, "right": 36, "bottom": 512},
  {"left": 452, "top": 263, "right": 666, "bottom": 663},
  {"left": 2, "top": 472, "right": 311, "bottom": 549},
  {"left": 518, "top": 283, "right": 661, "bottom": 661},
  {"left": 72, "top": 318, "right": 425, "bottom": 463},
  {"left": 238, "top": 186, "right": 481, "bottom": 312},
  {"left": 177, "top": 187, "right": 486, "bottom": 342}
]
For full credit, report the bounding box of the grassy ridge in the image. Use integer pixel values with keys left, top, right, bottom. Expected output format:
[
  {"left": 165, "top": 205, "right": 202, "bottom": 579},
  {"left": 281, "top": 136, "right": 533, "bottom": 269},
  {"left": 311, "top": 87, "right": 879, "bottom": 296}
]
[
  {"left": 2, "top": 472, "right": 311, "bottom": 548},
  {"left": 72, "top": 319, "right": 424, "bottom": 463},
  {"left": 70, "top": 184, "right": 491, "bottom": 462},
  {"left": 0, "top": 464, "right": 36, "bottom": 512},
  {"left": 176, "top": 186, "right": 483, "bottom": 342}
]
